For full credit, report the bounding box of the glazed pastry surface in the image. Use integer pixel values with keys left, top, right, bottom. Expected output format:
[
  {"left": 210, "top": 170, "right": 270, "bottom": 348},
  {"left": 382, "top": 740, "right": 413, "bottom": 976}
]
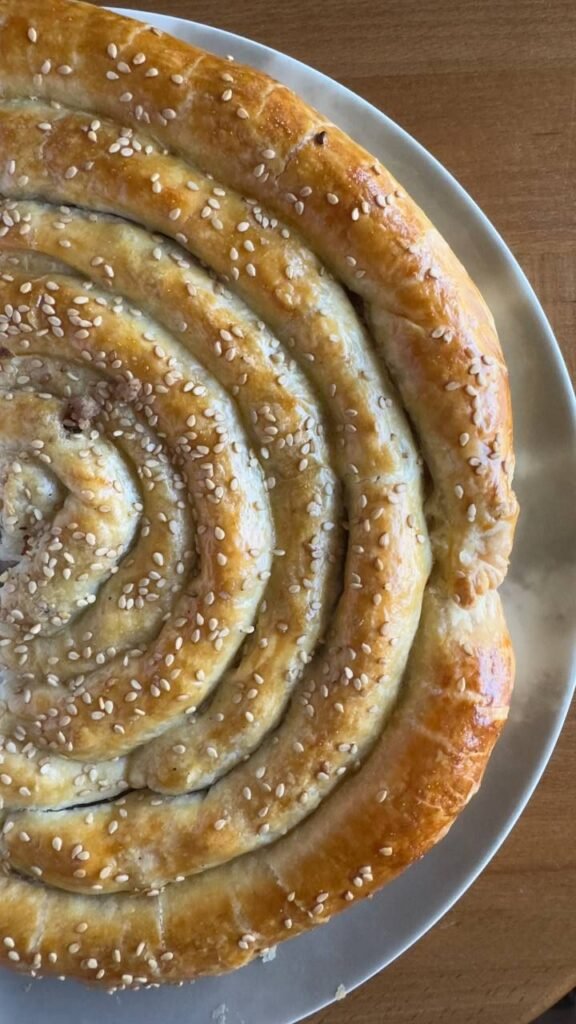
[{"left": 0, "top": 0, "right": 517, "bottom": 989}]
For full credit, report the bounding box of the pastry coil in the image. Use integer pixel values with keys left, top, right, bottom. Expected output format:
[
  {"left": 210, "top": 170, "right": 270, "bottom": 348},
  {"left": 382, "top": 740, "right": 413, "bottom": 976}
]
[{"left": 0, "top": 0, "right": 517, "bottom": 989}]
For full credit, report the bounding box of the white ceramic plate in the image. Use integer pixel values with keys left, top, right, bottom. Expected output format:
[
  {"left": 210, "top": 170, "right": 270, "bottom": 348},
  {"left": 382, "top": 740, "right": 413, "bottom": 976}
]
[{"left": 3, "top": 9, "right": 575, "bottom": 1024}]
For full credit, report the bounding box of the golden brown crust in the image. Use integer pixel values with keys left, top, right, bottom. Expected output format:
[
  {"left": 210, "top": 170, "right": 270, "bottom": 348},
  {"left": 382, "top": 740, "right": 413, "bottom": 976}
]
[{"left": 0, "top": 0, "right": 517, "bottom": 989}]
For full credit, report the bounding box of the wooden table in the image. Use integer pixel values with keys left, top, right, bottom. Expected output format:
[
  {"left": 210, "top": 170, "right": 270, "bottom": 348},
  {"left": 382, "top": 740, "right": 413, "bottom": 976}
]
[{"left": 99, "top": 2, "right": 576, "bottom": 1020}]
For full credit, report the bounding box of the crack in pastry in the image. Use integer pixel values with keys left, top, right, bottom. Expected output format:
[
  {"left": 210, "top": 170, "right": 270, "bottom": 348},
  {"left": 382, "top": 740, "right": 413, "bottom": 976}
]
[{"left": 0, "top": 0, "right": 517, "bottom": 990}]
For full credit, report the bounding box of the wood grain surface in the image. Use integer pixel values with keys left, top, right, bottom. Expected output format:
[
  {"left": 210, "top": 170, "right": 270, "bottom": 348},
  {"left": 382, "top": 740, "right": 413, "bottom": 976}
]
[{"left": 95, "top": 2, "right": 576, "bottom": 1020}]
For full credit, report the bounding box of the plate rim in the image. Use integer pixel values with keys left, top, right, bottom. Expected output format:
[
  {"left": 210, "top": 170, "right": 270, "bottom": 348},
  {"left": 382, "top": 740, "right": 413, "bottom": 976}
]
[{"left": 94, "top": 1, "right": 576, "bottom": 1011}]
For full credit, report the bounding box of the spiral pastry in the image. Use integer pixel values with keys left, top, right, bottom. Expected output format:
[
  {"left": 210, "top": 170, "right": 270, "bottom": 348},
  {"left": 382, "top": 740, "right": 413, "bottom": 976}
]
[{"left": 0, "top": 0, "right": 517, "bottom": 989}]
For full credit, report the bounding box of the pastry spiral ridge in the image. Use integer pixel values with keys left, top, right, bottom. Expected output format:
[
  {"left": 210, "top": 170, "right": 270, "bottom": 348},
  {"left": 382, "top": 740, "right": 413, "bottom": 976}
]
[{"left": 0, "top": 0, "right": 517, "bottom": 989}]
